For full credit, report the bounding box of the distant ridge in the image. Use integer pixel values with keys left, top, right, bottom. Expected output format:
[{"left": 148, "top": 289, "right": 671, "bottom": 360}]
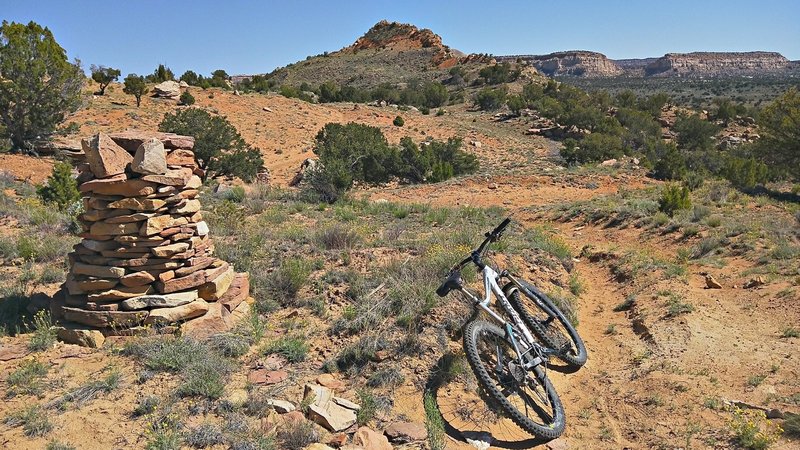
[{"left": 499, "top": 50, "right": 794, "bottom": 78}]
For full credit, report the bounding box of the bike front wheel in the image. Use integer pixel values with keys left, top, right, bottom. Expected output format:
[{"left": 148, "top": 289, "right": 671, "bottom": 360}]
[
  {"left": 504, "top": 280, "right": 588, "bottom": 368},
  {"left": 463, "top": 320, "right": 565, "bottom": 439}
]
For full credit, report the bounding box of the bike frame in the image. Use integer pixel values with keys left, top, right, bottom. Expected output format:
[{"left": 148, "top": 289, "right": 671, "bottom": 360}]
[{"left": 457, "top": 266, "right": 547, "bottom": 370}]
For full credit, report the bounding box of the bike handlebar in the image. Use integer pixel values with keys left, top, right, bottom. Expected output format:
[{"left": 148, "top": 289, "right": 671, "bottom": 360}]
[{"left": 436, "top": 218, "right": 512, "bottom": 297}]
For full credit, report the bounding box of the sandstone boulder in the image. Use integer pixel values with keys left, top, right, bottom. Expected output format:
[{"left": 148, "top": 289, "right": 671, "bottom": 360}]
[
  {"left": 83, "top": 133, "right": 133, "bottom": 178},
  {"left": 132, "top": 138, "right": 168, "bottom": 175},
  {"left": 144, "top": 298, "right": 210, "bottom": 325},
  {"left": 305, "top": 384, "right": 359, "bottom": 432},
  {"left": 353, "top": 427, "right": 392, "bottom": 450},
  {"left": 56, "top": 326, "right": 106, "bottom": 348},
  {"left": 153, "top": 80, "right": 180, "bottom": 98},
  {"left": 120, "top": 290, "right": 198, "bottom": 310},
  {"left": 62, "top": 307, "right": 147, "bottom": 328},
  {"left": 384, "top": 422, "right": 427, "bottom": 443}
]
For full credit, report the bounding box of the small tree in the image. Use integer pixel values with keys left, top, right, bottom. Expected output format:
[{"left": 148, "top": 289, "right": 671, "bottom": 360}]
[
  {"left": 37, "top": 161, "right": 80, "bottom": 210},
  {"left": 674, "top": 113, "right": 718, "bottom": 153},
  {"left": 393, "top": 116, "right": 404, "bottom": 127},
  {"left": 756, "top": 87, "right": 800, "bottom": 180},
  {"left": 179, "top": 70, "right": 200, "bottom": 86},
  {"left": 659, "top": 184, "right": 691, "bottom": 216},
  {"left": 474, "top": 87, "right": 507, "bottom": 111},
  {"left": 652, "top": 142, "right": 686, "bottom": 180},
  {"left": 159, "top": 108, "right": 263, "bottom": 180},
  {"left": 507, "top": 95, "right": 526, "bottom": 116},
  {"left": 90, "top": 65, "right": 120, "bottom": 95},
  {"left": 148, "top": 64, "right": 174, "bottom": 83},
  {"left": 123, "top": 74, "right": 148, "bottom": 107},
  {"left": 0, "top": 21, "right": 84, "bottom": 153},
  {"left": 179, "top": 90, "right": 195, "bottom": 106}
]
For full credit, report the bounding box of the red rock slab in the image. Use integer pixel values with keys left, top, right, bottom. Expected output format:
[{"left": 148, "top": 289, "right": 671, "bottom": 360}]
[
  {"left": 155, "top": 270, "right": 206, "bottom": 294},
  {"left": 248, "top": 369, "right": 288, "bottom": 385},
  {"left": 219, "top": 272, "right": 250, "bottom": 313},
  {"left": 62, "top": 307, "right": 147, "bottom": 328},
  {"left": 80, "top": 176, "right": 157, "bottom": 197}
]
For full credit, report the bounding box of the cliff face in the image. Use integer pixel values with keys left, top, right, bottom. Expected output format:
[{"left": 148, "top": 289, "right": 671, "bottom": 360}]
[
  {"left": 644, "top": 52, "right": 791, "bottom": 77},
  {"left": 500, "top": 51, "right": 624, "bottom": 77}
]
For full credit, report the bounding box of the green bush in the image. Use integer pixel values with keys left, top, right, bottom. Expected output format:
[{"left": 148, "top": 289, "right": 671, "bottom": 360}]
[
  {"left": 305, "top": 159, "right": 353, "bottom": 203},
  {"left": 474, "top": 86, "right": 507, "bottom": 111},
  {"left": 651, "top": 142, "right": 686, "bottom": 180},
  {"left": 561, "top": 134, "right": 624, "bottom": 165},
  {"left": 479, "top": 62, "right": 519, "bottom": 84},
  {"left": 179, "top": 90, "right": 195, "bottom": 105},
  {"left": 159, "top": 108, "right": 263, "bottom": 181},
  {"left": 507, "top": 95, "right": 526, "bottom": 116},
  {"left": 659, "top": 184, "right": 691, "bottom": 216},
  {"left": 756, "top": 87, "right": 800, "bottom": 179},
  {"left": 308, "top": 124, "right": 478, "bottom": 201},
  {"left": 393, "top": 116, "right": 404, "bottom": 127},
  {"left": 723, "top": 157, "right": 768, "bottom": 189},
  {"left": 36, "top": 162, "right": 80, "bottom": 211}
]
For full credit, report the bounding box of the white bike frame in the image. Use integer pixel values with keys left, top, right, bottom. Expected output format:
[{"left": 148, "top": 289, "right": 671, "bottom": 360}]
[{"left": 459, "top": 266, "right": 546, "bottom": 369}]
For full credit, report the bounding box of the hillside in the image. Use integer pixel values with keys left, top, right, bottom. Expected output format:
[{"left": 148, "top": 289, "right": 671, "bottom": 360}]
[
  {"left": 261, "top": 20, "right": 482, "bottom": 89},
  {"left": 1, "top": 18, "right": 800, "bottom": 450}
]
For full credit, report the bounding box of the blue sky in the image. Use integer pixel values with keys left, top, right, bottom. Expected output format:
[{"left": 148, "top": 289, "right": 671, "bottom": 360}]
[{"left": 3, "top": 0, "right": 798, "bottom": 77}]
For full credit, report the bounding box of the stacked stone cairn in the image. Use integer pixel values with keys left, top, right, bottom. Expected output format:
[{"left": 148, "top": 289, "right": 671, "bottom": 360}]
[{"left": 52, "top": 131, "right": 251, "bottom": 341}]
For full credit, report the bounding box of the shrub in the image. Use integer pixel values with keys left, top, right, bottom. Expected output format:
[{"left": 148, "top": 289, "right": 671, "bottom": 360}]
[
  {"left": 356, "top": 389, "right": 378, "bottom": 425},
  {"left": 178, "top": 354, "right": 230, "bottom": 399},
  {"left": 392, "top": 115, "right": 404, "bottom": 127},
  {"left": 507, "top": 95, "right": 526, "bottom": 115},
  {"left": 723, "top": 157, "right": 768, "bottom": 189},
  {"left": 36, "top": 162, "right": 79, "bottom": 211},
  {"left": 674, "top": 113, "right": 719, "bottom": 153},
  {"left": 756, "top": 87, "right": 800, "bottom": 179},
  {"left": 474, "top": 86, "right": 507, "bottom": 111},
  {"left": 315, "top": 224, "right": 361, "bottom": 250},
  {"left": 562, "top": 134, "right": 624, "bottom": 165},
  {"left": 268, "top": 257, "right": 312, "bottom": 301},
  {"left": 28, "top": 310, "right": 57, "bottom": 351},
  {"left": 159, "top": 108, "right": 263, "bottom": 181},
  {"left": 651, "top": 143, "right": 686, "bottom": 180},
  {"left": 185, "top": 423, "right": 225, "bottom": 448},
  {"left": 7, "top": 359, "right": 49, "bottom": 396},
  {"left": 264, "top": 335, "right": 308, "bottom": 363},
  {"left": 313, "top": 123, "right": 397, "bottom": 184},
  {"left": 659, "top": 184, "right": 691, "bottom": 216},
  {"left": 305, "top": 158, "right": 353, "bottom": 203},
  {"left": 179, "top": 90, "right": 195, "bottom": 106},
  {"left": 277, "top": 419, "right": 319, "bottom": 449},
  {"left": 729, "top": 407, "right": 782, "bottom": 450},
  {"left": 4, "top": 405, "right": 52, "bottom": 437}
]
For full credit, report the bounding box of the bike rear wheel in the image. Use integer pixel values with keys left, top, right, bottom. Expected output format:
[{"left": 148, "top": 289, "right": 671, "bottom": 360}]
[
  {"left": 504, "top": 280, "right": 587, "bottom": 368},
  {"left": 463, "top": 320, "right": 565, "bottom": 439}
]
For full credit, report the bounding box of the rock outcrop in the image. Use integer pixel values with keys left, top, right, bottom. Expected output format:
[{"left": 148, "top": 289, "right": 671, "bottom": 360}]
[
  {"left": 52, "top": 131, "right": 252, "bottom": 342},
  {"left": 644, "top": 52, "right": 791, "bottom": 77},
  {"left": 499, "top": 51, "right": 624, "bottom": 77}
]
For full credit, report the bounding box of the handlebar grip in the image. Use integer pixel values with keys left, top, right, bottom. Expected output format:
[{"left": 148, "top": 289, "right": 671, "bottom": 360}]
[
  {"left": 490, "top": 218, "right": 512, "bottom": 237},
  {"left": 436, "top": 283, "right": 451, "bottom": 297}
]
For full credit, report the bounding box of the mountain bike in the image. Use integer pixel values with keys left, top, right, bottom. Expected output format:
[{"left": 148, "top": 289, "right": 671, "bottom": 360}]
[{"left": 436, "top": 218, "right": 587, "bottom": 438}]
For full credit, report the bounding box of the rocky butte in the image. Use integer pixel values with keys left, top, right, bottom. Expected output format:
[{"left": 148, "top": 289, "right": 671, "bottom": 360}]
[
  {"left": 498, "top": 51, "right": 625, "bottom": 77},
  {"left": 644, "top": 51, "right": 792, "bottom": 77},
  {"left": 50, "top": 131, "right": 252, "bottom": 347}
]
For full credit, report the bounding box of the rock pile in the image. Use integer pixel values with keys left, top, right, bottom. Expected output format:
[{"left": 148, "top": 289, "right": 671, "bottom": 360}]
[{"left": 52, "top": 131, "right": 251, "bottom": 340}]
